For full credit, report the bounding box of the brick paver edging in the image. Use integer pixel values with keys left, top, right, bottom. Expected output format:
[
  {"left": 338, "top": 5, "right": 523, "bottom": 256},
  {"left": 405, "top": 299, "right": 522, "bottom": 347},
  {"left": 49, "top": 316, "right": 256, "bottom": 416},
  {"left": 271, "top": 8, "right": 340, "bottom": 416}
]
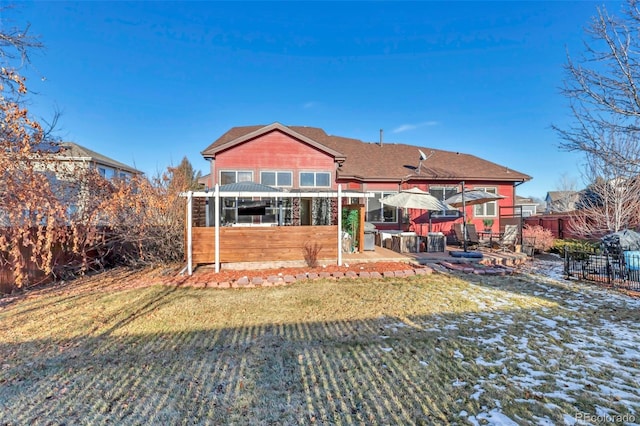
[
  {"left": 175, "top": 266, "right": 434, "bottom": 289},
  {"left": 165, "top": 261, "right": 515, "bottom": 289}
]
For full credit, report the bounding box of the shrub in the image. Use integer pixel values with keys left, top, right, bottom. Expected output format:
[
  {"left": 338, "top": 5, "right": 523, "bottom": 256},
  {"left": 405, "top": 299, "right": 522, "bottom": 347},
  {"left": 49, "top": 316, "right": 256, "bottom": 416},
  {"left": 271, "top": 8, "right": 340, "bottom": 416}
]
[
  {"left": 550, "top": 239, "right": 600, "bottom": 255},
  {"left": 303, "top": 242, "right": 322, "bottom": 268},
  {"left": 522, "top": 225, "right": 555, "bottom": 253}
]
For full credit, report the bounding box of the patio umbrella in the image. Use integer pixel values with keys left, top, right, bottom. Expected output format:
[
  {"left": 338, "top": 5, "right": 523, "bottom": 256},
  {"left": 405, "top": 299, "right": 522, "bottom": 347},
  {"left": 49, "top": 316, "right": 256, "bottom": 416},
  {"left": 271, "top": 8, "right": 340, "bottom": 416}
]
[
  {"left": 380, "top": 188, "right": 452, "bottom": 250},
  {"left": 444, "top": 189, "right": 505, "bottom": 208},
  {"left": 444, "top": 185, "right": 505, "bottom": 252},
  {"left": 380, "top": 187, "right": 451, "bottom": 211}
]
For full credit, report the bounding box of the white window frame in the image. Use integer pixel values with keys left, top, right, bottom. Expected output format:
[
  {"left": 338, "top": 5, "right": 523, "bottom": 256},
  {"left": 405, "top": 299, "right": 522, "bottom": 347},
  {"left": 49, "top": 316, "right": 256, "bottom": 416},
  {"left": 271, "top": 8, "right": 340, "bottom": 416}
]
[
  {"left": 260, "top": 171, "right": 293, "bottom": 188},
  {"left": 219, "top": 170, "right": 253, "bottom": 185},
  {"left": 473, "top": 187, "right": 498, "bottom": 217},
  {"left": 299, "top": 171, "right": 331, "bottom": 188},
  {"left": 428, "top": 185, "right": 460, "bottom": 217},
  {"left": 97, "top": 165, "right": 115, "bottom": 179},
  {"left": 367, "top": 191, "right": 398, "bottom": 223}
]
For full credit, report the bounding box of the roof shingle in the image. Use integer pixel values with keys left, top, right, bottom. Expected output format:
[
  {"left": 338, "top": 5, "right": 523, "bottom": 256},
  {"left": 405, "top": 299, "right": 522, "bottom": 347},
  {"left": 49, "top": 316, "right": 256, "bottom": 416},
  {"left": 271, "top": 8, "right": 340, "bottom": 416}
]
[{"left": 202, "top": 123, "right": 531, "bottom": 183}]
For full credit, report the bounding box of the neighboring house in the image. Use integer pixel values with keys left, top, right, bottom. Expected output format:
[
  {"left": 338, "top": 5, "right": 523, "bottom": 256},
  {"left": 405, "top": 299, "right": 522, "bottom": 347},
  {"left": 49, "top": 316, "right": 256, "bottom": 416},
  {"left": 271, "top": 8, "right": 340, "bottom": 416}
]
[
  {"left": 41, "top": 141, "right": 142, "bottom": 215},
  {"left": 53, "top": 142, "right": 141, "bottom": 180},
  {"left": 198, "top": 174, "right": 211, "bottom": 189},
  {"left": 200, "top": 122, "right": 531, "bottom": 234},
  {"left": 545, "top": 191, "right": 580, "bottom": 213},
  {"left": 515, "top": 195, "right": 541, "bottom": 217}
]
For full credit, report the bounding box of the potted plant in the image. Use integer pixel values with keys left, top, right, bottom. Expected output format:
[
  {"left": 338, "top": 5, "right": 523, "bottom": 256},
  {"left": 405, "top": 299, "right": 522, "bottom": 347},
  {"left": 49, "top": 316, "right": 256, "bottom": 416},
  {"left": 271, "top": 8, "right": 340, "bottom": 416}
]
[
  {"left": 402, "top": 214, "right": 411, "bottom": 231},
  {"left": 482, "top": 219, "right": 494, "bottom": 232}
]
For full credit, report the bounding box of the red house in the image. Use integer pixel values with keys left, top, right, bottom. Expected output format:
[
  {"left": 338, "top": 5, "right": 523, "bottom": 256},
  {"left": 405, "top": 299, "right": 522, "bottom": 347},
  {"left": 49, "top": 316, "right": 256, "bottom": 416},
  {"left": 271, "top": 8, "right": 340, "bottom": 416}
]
[{"left": 200, "top": 122, "right": 531, "bottom": 238}]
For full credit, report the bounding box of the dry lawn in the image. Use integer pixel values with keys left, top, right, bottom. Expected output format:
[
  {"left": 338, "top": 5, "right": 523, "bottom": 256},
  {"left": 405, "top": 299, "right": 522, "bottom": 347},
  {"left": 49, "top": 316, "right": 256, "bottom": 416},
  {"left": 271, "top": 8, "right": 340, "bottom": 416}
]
[{"left": 1, "top": 266, "right": 639, "bottom": 424}]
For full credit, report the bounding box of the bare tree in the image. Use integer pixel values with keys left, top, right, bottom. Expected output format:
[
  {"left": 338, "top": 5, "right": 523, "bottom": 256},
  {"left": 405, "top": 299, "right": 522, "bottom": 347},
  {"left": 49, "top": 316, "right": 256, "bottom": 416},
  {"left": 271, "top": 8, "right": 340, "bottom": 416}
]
[
  {"left": 554, "top": 0, "right": 640, "bottom": 235},
  {"left": 554, "top": 1, "right": 640, "bottom": 171},
  {"left": 570, "top": 131, "right": 640, "bottom": 237}
]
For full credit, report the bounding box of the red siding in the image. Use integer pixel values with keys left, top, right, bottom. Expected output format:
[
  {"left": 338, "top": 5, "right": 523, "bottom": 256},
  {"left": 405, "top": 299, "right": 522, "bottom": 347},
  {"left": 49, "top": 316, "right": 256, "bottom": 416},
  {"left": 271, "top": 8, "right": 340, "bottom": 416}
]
[{"left": 212, "top": 130, "right": 336, "bottom": 188}]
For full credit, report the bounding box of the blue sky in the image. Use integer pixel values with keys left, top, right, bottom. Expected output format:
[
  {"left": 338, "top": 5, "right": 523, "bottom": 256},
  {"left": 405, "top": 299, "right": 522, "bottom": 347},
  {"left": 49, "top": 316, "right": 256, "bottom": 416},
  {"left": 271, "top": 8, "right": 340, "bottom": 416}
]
[{"left": 14, "top": 1, "right": 623, "bottom": 199}]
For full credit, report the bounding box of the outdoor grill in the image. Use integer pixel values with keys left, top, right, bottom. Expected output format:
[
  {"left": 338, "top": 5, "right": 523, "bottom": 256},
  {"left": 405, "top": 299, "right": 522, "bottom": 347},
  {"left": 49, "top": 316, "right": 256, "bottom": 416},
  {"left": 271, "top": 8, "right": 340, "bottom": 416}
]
[{"left": 363, "top": 222, "right": 377, "bottom": 251}]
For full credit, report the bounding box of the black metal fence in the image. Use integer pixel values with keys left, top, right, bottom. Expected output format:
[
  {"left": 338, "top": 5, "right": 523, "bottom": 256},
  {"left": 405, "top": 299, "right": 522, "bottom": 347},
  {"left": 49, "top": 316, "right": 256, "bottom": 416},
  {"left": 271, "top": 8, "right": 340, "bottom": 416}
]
[{"left": 564, "top": 247, "right": 640, "bottom": 291}]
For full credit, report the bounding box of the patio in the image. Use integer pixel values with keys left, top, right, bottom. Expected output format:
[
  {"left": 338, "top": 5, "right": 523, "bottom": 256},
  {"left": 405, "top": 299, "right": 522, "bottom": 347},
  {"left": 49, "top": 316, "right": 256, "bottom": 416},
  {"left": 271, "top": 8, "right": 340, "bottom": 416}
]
[{"left": 344, "top": 244, "right": 529, "bottom": 268}]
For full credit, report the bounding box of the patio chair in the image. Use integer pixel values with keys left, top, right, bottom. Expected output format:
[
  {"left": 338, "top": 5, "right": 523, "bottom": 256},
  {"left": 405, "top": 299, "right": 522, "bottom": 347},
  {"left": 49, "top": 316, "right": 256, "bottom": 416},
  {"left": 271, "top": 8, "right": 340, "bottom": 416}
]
[
  {"left": 466, "top": 224, "right": 490, "bottom": 248},
  {"left": 453, "top": 223, "right": 481, "bottom": 249},
  {"left": 498, "top": 224, "right": 519, "bottom": 252}
]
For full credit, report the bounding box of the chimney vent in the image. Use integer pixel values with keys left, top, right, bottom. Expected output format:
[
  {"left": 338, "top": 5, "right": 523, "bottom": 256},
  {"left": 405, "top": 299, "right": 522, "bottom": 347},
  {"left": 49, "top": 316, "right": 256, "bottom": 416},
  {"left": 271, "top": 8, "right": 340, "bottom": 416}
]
[{"left": 379, "top": 129, "right": 383, "bottom": 146}]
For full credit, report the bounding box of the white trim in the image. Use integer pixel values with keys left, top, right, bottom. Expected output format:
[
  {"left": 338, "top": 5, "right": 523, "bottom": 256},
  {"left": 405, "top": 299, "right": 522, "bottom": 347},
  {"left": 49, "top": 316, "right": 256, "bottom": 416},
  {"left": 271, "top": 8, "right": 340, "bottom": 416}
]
[
  {"left": 299, "top": 171, "right": 332, "bottom": 188},
  {"left": 472, "top": 186, "right": 498, "bottom": 217},
  {"left": 338, "top": 184, "right": 342, "bottom": 266},
  {"left": 181, "top": 191, "right": 373, "bottom": 198},
  {"left": 187, "top": 191, "right": 193, "bottom": 275},
  {"left": 367, "top": 190, "right": 399, "bottom": 223},
  {"left": 218, "top": 169, "right": 254, "bottom": 185},
  {"left": 260, "top": 170, "right": 293, "bottom": 188},
  {"left": 214, "top": 184, "right": 220, "bottom": 273}
]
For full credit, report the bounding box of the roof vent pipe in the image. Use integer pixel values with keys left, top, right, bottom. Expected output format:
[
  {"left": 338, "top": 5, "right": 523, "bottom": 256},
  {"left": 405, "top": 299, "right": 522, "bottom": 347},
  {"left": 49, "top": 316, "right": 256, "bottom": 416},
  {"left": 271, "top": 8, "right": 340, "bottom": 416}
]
[{"left": 379, "top": 129, "right": 383, "bottom": 146}]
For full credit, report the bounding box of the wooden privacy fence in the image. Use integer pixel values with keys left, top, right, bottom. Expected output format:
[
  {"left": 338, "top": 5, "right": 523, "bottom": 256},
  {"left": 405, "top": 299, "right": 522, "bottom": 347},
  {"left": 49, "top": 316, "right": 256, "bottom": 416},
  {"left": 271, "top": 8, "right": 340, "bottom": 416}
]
[
  {"left": 191, "top": 225, "right": 338, "bottom": 264},
  {"left": 524, "top": 214, "right": 580, "bottom": 239}
]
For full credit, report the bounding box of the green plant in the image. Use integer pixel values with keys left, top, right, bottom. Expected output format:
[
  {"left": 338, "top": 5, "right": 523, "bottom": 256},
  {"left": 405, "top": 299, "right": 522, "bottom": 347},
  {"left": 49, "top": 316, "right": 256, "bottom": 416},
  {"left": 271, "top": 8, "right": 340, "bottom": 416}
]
[
  {"left": 550, "top": 239, "right": 600, "bottom": 255},
  {"left": 482, "top": 219, "right": 494, "bottom": 229},
  {"left": 341, "top": 209, "right": 359, "bottom": 247}
]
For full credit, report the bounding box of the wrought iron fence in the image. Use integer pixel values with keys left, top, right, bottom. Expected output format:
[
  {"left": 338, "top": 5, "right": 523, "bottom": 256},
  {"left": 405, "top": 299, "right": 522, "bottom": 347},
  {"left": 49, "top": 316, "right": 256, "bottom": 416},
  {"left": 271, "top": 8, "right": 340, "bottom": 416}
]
[{"left": 564, "top": 246, "right": 640, "bottom": 291}]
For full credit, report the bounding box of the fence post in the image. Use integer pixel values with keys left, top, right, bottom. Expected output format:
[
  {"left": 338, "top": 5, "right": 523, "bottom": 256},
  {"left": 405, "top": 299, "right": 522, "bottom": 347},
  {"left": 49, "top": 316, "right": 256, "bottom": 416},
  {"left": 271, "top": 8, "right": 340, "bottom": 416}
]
[
  {"left": 605, "top": 251, "right": 612, "bottom": 286},
  {"left": 564, "top": 246, "right": 569, "bottom": 279}
]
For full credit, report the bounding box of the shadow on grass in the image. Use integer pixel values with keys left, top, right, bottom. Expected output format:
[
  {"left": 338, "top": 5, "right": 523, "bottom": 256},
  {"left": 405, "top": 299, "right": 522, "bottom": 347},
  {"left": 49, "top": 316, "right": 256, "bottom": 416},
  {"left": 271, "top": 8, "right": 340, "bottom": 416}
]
[{"left": 2, "top": 279, "right": 638, "bottom": 424}]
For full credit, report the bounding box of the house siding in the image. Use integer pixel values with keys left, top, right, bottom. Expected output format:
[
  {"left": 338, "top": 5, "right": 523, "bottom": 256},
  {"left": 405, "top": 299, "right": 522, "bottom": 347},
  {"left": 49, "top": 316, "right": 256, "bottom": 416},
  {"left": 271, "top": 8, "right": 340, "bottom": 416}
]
[
  {"left": 211, "top": 130, "right": 336, "bottom": 188},
  {"left": 204, "top": 124, "right": 529, "bottom": 241}
]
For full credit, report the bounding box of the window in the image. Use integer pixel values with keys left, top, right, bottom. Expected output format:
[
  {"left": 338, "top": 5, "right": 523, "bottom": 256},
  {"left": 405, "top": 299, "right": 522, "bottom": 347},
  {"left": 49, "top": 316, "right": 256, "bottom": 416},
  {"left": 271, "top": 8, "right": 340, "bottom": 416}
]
[
  {"left": 97, "top": 166, "right": 115, "bottom": 179},
  {"left": 429, "top": 186, "right": 460, "bottom": 217},
  {"left": 260, "top": 171, "right": 293, "bottom": 187},
  {"left": 366, "top": 191, "right": 398, "bottom": 223},
  {"left": 300, "top": 171, "right": 331, "bottom": 187},
  {"left": 473, "top": 187, "right": 498, "bottom": 217},
  {"left": 220, "top": 170, "right": 253, "bottom": 185},
  {"left": 220, "top": 197, "right": 286, "bottom": 225}
]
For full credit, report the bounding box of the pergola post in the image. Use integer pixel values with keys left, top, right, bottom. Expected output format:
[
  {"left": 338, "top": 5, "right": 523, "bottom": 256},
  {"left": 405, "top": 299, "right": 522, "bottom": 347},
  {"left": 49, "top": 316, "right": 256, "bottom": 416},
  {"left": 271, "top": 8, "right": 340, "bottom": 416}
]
[
  {"left": 338, "top": 184, "right": 342, "bottom": 266},
  {"left": 214, "top": 183, "right": 220, "bottom": 273},
  {"left": 187, "top": 191, "right": 193, "bottom": 275}
]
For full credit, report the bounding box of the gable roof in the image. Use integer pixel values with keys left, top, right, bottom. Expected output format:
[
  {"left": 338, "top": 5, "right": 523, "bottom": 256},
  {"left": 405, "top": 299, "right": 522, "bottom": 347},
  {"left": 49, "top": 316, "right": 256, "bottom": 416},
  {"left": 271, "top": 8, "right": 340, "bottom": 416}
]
[
  {"left": 58, "top": 142, "right": 141, "bottom": 174},
  {"left": 203, "top": 123, "right": 531, "bottom": 183},
  {"left": 545, "top": 191, "right": 579, "bottom": 202},
  {"left": 202, "top": 122, "right": 346, "bottom": 161}
]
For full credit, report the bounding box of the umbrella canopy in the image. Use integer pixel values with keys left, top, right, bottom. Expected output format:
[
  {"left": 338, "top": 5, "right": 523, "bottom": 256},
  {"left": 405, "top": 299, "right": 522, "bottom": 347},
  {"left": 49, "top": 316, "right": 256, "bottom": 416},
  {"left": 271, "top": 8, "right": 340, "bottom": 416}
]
[
  {"left": 380, "top": 187, "right": 452, "bottom": 211},
  {"left": 445, "top": 190, "right": 505, "bottom": 208}
]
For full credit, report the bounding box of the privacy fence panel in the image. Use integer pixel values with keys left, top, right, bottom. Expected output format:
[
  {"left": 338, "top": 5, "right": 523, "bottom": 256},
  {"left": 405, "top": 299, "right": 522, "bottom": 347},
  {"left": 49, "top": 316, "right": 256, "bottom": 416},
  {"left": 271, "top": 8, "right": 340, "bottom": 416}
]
[{"left": 191, "top": 225, "right": 338, "bottom": 265}]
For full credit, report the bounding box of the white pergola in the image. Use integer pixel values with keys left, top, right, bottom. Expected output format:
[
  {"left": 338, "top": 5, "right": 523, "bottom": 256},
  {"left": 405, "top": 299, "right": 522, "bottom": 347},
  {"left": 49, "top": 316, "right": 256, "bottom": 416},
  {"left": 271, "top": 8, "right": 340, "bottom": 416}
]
[{"left": 183, "top": 184, "right": 374, "bottom": 274}]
